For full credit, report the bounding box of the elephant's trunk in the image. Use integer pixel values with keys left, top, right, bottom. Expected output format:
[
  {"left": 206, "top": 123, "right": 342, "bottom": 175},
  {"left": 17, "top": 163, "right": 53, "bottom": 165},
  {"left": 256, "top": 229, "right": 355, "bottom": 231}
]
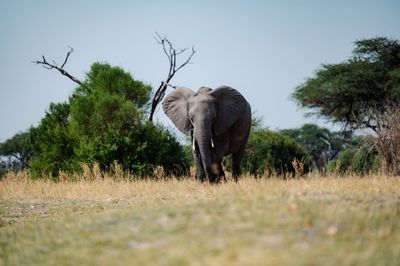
[{"left": 194, "top": 126, "right": 215, "bottom": 182}]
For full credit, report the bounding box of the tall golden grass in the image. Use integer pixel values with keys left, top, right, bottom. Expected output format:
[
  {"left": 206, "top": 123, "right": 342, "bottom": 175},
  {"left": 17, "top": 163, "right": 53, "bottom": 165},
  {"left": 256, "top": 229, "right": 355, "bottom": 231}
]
[{"left": 1, "top": 167, "right": 398, "bottom": 201}]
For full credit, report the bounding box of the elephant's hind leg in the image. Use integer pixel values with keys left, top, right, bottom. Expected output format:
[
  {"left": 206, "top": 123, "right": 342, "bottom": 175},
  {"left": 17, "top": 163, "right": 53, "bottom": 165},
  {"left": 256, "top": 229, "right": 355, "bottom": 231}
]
[{"left": 232, "top": 144, "right": 246, "bottom": 182}]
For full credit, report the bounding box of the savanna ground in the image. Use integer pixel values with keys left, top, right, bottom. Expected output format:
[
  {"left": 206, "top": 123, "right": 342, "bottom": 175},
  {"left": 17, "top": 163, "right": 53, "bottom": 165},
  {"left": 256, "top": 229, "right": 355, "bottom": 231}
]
[{"left": 0, "top": 171, "right": 399, "bottom": 266}]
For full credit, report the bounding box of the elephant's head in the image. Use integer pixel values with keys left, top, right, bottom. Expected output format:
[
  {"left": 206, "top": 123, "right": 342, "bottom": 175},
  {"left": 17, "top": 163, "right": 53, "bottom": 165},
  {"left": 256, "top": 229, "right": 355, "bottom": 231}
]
[{"left": 163, "top": 85, "right": 248, "bottom": 181}]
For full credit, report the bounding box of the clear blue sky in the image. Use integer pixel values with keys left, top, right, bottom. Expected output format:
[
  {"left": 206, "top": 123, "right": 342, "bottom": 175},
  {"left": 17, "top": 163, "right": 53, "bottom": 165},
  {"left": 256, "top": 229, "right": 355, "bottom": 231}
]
[{"left": 1, "top": 0, "right": 399, "bottom": 142}]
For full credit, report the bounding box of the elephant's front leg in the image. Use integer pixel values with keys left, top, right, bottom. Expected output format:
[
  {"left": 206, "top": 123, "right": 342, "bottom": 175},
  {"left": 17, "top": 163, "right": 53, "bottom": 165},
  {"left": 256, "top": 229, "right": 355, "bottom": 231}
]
[
  {"left": 192, "top": 150, "right": 206, "bottom": 182},
  {"left": 210, "top": 162, "right": 225, "bottom": 183},
  {"left": 210, "top": 153, "right": 225, "bottom": 183}
]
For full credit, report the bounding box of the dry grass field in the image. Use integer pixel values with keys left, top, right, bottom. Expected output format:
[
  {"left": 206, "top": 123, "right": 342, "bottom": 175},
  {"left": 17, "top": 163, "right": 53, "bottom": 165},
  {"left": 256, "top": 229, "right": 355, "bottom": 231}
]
[{"left": 0, "top": 171, "right": 399, "bottom": 266}]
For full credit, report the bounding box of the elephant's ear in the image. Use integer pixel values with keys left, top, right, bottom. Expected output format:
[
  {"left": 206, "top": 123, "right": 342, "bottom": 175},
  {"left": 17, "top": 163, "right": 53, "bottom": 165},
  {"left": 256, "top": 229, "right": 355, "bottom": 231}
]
[
  {"left": 209, "top": 86, "right": 248, "bottom": 136},
  {"left": 163, "top": 87, "right": 195, "bottom": 135}
]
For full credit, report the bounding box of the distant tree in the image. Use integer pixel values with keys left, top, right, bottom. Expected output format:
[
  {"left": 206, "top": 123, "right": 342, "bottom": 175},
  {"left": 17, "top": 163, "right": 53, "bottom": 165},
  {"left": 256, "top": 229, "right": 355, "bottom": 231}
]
[
  {"left": 0, "top": 161, "right": 8, "bottom": 177},
  {"left": 293, "top": 37, "right": 400, "bottom": 175},
  {"left": 0, "top": 131, "right": 32, "bottom": 170},
  {"left": 280, "top": 124, "right": 352, "bottom": 172}
]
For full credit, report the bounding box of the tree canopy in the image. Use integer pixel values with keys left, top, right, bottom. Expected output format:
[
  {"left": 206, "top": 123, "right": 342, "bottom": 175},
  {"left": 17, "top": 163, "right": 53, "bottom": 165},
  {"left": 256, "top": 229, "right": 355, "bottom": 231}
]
[{"left": 293, "top": 37, "right": 400, "bottom": 132}]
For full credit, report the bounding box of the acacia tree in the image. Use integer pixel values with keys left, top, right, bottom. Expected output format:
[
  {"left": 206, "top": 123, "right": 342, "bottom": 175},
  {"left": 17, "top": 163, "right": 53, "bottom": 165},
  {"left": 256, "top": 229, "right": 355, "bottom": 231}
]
[
  {"left": 0, "top": 131, "right": 32, "bottom": 170},
  {"left": 293, "top": 37, "right": 400, "bottom": 175}
]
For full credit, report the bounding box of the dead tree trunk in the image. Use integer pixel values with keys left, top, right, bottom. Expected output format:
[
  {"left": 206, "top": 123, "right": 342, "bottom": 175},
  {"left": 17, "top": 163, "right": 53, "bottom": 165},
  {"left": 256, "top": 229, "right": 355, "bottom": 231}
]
[{"left": 149, "top": 33, "right": 196, "bottom": 122}]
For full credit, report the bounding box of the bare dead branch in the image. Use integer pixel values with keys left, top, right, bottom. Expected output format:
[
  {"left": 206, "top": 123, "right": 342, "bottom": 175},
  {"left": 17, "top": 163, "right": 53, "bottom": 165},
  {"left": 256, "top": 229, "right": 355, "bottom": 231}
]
[
  {"left": 34, "top": 47, "right": 82, "bottom": 85},
  {"left": 163, "top": 81, "right": 177, "bottom": 89},
  {"left": 149, "top": 34, "right": 196, "bottom": 121},
  {"left": 61, "top": 46, "right": 73, "bottom": 69},
  {"left": 176, "top": 48, "right": 187, "bottom": 55},
  {"left": 175, "top": 46, "right": 196, "bottom": 72}
]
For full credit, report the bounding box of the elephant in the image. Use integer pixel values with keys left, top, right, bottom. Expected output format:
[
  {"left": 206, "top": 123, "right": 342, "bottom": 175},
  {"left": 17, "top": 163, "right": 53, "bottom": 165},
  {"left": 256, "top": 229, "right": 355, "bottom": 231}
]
[{"left": 163, "top": 85, "right": 251, "bottom": 183}]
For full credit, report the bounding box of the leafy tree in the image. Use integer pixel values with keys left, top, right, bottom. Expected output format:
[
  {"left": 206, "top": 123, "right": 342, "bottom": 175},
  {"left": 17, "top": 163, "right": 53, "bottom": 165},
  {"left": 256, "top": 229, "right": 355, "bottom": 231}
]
[
  {"left": 280, "top": 124, "right": 351, "bottom": 172},
  {"left": 293, "top": 37, "right": 400, "bottom": 175},
  {"left": 0, "top": 131, "right": 32, "bottom": 170},
  {"left": 29, "top": 63, "right": 189, "bottom": 178}
]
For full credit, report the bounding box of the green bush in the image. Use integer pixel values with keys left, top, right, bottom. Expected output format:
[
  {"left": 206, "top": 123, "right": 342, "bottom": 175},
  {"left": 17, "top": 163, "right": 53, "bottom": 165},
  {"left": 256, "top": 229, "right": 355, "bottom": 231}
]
[
  {"left": 327, "top": 144, "right": 379, "bottom": 175},
  {"left": 280, "top": 124, "right": 352, "bottom": 172},
  {"left": 237, "top": 128, "right": 312, "bottom": 177}
]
